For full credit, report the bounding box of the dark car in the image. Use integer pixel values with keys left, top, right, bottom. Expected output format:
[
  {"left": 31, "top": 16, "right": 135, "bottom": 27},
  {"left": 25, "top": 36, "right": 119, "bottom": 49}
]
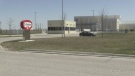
[{"left": 79, "top": 31, "right": 96, "bottom": 36}]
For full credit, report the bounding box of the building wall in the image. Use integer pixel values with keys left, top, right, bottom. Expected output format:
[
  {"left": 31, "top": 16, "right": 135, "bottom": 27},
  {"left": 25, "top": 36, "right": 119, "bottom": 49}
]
[
  {"left": 104, "top": 18, "right": 118, "bottom": 31},
  {"left": 48, "top": 20, "right": 76, "bottom": 34},
  {"left": 119, "top": 23, "right": 135, "bottom": 30},
  {"left": 74, "top": 16, "right": 99, "bottom": 31},
  {"left": 74, "top": 15, "right": 121, "bottom": 31},
  {"left": 48, "top": 20, "right": 63, "bottom": 27}
]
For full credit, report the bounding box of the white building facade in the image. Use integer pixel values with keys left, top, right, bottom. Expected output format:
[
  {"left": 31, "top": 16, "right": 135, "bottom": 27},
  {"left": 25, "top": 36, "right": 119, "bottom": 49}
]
[
  {"left": 119, "top": 22, "right": 135, "bottom": 31},
  {"left": 74, "top": 15, "right": 121, "bottom": 32},
  {"left": 48, "top": 20, "right": 76, "bottom": 34}
]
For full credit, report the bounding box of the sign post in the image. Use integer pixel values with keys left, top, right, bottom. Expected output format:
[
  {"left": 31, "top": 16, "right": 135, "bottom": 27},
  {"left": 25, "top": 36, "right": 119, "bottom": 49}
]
[{"left": 20, "top": 20, "right": 32, "bottom": 40}]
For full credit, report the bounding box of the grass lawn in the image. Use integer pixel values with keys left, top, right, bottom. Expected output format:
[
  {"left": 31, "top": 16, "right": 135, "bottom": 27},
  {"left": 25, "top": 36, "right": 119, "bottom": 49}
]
[{"left": 1, "top": 33, "right": 135, "bottom": 55}]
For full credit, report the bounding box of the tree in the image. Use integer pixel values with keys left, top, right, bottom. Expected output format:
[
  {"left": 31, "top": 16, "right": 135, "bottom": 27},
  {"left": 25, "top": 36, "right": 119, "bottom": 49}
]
[
  {"left": 7, "top": 18, "right": 14, "bottom": 35},
  {"left": 99, "top": 9, "right": 108, "bottom": 38}
]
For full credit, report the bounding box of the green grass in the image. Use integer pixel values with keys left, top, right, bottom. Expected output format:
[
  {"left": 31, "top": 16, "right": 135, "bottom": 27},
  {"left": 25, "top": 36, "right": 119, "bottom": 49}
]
[{"left": 1, "top": 33, "right": 135, "bottom": 55}]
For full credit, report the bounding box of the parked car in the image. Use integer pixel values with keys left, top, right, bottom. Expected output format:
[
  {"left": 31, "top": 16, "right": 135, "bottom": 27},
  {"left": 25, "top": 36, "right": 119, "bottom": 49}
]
[{"left": 79, "top": 31, "right": 96, "bottom": 36}]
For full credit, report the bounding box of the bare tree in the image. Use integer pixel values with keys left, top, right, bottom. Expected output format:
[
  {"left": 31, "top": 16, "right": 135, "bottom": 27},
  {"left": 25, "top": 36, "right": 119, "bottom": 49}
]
[
  {"left": 7, "top": 18, "right": 14, "bottom": 35},
  {"left": 99, "top": 9, "right": 108, "bottom": 38}
]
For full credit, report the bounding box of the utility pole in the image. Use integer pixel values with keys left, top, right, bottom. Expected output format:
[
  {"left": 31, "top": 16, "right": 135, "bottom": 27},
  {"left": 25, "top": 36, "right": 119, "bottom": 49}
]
[{"left": 62, "top": 0, "right": 64, "bottom": 37}]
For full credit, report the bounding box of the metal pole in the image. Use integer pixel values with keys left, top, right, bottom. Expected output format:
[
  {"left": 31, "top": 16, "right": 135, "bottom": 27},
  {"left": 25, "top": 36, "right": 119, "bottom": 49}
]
[
  {"left": 35, "top": 12, "right": 37, "bottom": 30},
  {"left": 62, "top": 0, "right": 64, "bottom": 37}
]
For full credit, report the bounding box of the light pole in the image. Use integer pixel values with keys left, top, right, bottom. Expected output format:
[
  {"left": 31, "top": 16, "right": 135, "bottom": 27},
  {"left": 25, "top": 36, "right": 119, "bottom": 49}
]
[
  {"left": 62, "top": 0, "right": 65, "bottom": 37},
  {"left": 91, "top": 10, "right": 94, "bottom": 31},
  {"left": 35, "top": 12, "right": 37, "bottom": 30}
]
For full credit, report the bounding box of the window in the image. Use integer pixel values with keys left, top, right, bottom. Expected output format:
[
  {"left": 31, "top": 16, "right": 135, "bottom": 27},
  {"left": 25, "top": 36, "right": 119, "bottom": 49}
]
[
  {"left": 65, "top": 27, "right": 69, "bottom": 30},
  {"left": 48, "top": 27, "right": 76, "bottom": 31},
  {"left": 55, "top": 27, "right": 58, "bottom": 31},
  {"left": 52, "top": 27, "right": 55, "bottom": 31},
  {"left": 48, "top": 27, "right": 51, "bottom": 31},
  {"left": 59, "top": 27, "right": 62, "bottom": 30},
  {"left": 70, "top": 27, "right": 76, "bottom": 30},
  {"left": 48, "top": 27, "right": 63, "bottom": 31}
]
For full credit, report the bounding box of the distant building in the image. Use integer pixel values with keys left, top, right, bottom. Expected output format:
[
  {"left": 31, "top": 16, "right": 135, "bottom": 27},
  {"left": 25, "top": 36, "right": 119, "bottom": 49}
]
[
  {"left": 119, "top": 21, "right": 135, "bottom": 30},
  {"left": 48, "top": 20, "right": 76, "bottom": 34},
  {"left": 74, "top": 15, "right": 121, "bottom": 31}
]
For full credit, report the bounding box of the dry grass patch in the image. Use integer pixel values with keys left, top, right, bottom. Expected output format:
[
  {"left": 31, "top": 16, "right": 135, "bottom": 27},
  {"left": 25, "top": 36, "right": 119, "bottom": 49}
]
[{"left": 1, "top": 33, "right": 135, "bottom": 55}]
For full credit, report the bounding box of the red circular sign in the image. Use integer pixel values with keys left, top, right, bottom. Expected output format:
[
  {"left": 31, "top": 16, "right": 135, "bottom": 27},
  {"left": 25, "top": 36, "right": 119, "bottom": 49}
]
[{"left": 20, "top": 20, "right": 32, "bottom": 30}]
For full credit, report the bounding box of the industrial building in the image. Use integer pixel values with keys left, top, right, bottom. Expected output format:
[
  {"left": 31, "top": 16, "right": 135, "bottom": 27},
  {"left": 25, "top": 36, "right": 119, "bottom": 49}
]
[
  {"left": 74, "top": 15, "right": 121, "bottom": 32},
  {"left": 119, "top": 22, "right": 135, "bottom": 31},
  {"left": 47, "top": 16, "right": 135, "bottom": 34},
  {"left": 48, "top": 20, "right": 76, "bottom": 34}
]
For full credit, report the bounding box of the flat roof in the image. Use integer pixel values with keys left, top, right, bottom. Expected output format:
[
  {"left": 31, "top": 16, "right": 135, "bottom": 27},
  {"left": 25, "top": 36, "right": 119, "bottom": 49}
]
[{"left": 74, "top": 15, "right": 121, "bottom": 20}]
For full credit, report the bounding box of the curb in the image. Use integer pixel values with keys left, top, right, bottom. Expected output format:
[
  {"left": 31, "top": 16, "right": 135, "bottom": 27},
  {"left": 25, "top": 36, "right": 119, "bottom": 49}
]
[{"left": 23, "top": 49, "right": 135, "bottom": 58}]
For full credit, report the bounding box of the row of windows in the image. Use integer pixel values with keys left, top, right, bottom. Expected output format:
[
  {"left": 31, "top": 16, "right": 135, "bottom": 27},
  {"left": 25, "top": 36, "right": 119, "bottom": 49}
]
[{"left": 48, "top": 27, "right": 76, "bottom": 31}]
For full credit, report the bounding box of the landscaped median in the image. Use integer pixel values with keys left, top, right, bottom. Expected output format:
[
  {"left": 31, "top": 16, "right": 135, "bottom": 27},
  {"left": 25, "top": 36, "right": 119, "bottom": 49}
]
[{"left": 1, "top": 33, "right": 135, "bottom": 55}]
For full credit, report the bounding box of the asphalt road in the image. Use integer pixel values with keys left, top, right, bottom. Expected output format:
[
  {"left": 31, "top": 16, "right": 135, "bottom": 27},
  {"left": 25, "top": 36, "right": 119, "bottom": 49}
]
[
  {"left": 0, "top": 34, "right": 135, "bottom": 76},
  {"left": 0, "top": 51, "right": 135, "bottom": 76}
]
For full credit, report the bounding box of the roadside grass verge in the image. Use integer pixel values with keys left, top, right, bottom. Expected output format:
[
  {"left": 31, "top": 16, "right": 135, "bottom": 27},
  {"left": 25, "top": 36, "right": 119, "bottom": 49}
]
[{"left": 1, "top": 33, "right": 135, "bottom": 55}]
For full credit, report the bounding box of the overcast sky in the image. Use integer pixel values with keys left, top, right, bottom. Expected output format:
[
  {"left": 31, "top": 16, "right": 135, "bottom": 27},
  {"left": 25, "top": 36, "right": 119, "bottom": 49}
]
[{"left": 0, "top": 0, "right": 135, "bottom": 29}]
